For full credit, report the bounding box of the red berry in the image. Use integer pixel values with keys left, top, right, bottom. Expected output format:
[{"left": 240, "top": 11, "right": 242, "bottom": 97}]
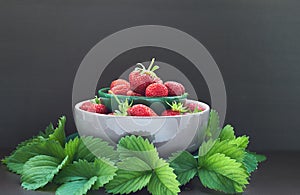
[
  {"left": 110, "top": 79, "right": 130, "bottom": 89},
  {"left": 94, "top": 104, "right": 108, "bottom": 114},
  {"left": 129, "top": 58, "right": 162, "bottom": 95},
  {"left": 185, "top": 103, "right": 205, "bottom": 113},
  {"left": 80, "top": 102, "right": 94, "bottom": 111},
  {"left": 145, "top": 83, "right": 168, "bottom": 97},
  {"left": 127, "top": 104, "right": 158, "bottom": 116},
  {"left": 161, "top": 110, "right": 181, "bottom": 116},
  {"left": 164, "top": 81, "right": 185, "bottom": 96},
  {"left": 109, "top": 84, "right": 130, "bottom": 95},
  {"left": 126, "top": 90, "right": 142, "bottom": 96}
]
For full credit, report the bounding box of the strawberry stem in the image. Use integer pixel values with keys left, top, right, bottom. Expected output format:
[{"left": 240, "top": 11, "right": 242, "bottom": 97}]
[
  {"left": 147, "top": 58, "right": 155, "bottom": 71},
  {"left": 109, "top": 90, "right": 132, "bottom": 116}
]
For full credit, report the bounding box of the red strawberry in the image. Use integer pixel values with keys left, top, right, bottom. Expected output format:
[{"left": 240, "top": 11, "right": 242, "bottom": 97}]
[
  {"left": 126, "top": 90, "right": 142, "bottom": 96},
  {"left": 127, "top": 104, "right": 158, "bottom": 116},
  {"left": 81, "top": 96, "right": 108, "bottom": 114},
  {"left": 110, "top": 92, "right": 157, "bottom": 116},
  {"left": 161, "top": 101, "right": 188, "bottom": 116},
  {"left": 185, "top": 102, "right": 204, "bottom": 113},
  {"left": 110, "top": 79, "right": 130, "bottom": 89},
  {"left": 164, "top": 81, "right": 185, "bottom": 96},
  {"left": 80, "top": 102, "right": 94, "bottom": 111},
  {"left": 109, "top": 84, "right": 130, "bottom": 95},
  {"left": 145, "top": 83, "right": 168, "bottom": 97},
  {"left": 129, "top": 58, "right": 162, "bottom": 95}
]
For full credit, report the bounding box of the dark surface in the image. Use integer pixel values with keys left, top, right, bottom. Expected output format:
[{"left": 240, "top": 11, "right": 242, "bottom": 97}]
[
  {"left": 1, "top": 152, "right": 300, "bottom": 195},
  {"left": 1, "top": 1, "right": 300, "bottom": 156}
]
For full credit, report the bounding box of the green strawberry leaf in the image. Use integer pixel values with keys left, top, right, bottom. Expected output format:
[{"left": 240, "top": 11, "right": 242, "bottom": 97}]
[
  {"left": 48, "top": 116, "right": 66, "bottom": 146},
  {"left": 204, "top": 139, "right": 245, "bottom": 162},
  {"left": 3, "top": 140, "right": 65, "bottom": 174},
  {"left": 229, "top": 135, "right": 249, "bottom": 149},
  {"left": 198, "top": 139, "right": 217, "bottom": 157},
  {"left": 56, "top": 176, "right": 98, "bottom": 195},
  {"left": 74, "top": 136, "right": 118, "bottom": 162},
  {"left": 21, "top": 155, "right": 69, "bottom": 190},
  {"left": 243, "top": 152, "right": 258, "bottom": 173},
  {"left": 219, "top": 125, "right": 235, "bottom": 141},
  {"left": 198, "top": 153, "right": 249, "bottom": 193},
  {"left": 248, "top": 151, "right": 267, "bottom": 162},
  {"left": 117, "top": 157, "right": 152, "bottom": 171},
  {"left": 147, "top": 159, "right": 180, "bottom": 195},
  {"left": 117, "top": 135, "right": 160, "bottom": 169},
  {"left": 169, "top": 151, "right": 198, "bottom": 185},
  {"left": 38, "top": 123, "right": 55, "bottom": 138},
  {"left": 204, "top": 110, "right": 221, "bottom": 141},
  {"left": 55, "top": 158, "right": 117, "bottom": 190},
  {"left": 64, "top": 137, "right": 80, "bottom": 163},
  {"left": 105, "top": 169, "right": 152, "bottom": 194}
]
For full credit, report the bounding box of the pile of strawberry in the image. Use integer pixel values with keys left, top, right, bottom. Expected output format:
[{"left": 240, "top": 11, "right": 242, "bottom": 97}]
[
  {"left": 109, "top": 58, "right": 185, "bottom": 97},
  {"left": 80, "top": 58, "right": 205, "bottom": 116}
]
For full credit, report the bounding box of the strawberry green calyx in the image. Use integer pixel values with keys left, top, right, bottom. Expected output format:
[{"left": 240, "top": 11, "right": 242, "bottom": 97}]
[
  {"left": 109, "top": 90, "right": 133, "bottom": 116},
  {"left": 92, "top": 96, "right": 101, "bottom": 104},
  {"left": 166, "top": 101, "right": 188, "bottom": 114},
  {"left": 135, "top": 58, "right": 159, "bottom": 78}
]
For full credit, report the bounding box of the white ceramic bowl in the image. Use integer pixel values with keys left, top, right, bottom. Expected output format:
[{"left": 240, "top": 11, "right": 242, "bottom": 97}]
[{"left": 74, "top": 99, "right": 210, "bottom": 157}]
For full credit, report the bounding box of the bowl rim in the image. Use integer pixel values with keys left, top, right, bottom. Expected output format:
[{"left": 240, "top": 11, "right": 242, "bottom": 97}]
[
  {"left": 74, "top": 99, "right": 210, "bottom": 119},
  {"left": 98, "top": 87, "right": 188, "bottom": 101}
]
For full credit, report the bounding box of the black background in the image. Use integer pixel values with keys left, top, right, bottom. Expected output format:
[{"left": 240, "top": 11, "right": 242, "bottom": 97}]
[{"left": 1, "top": 0, "right": 300, "bottom": 153}]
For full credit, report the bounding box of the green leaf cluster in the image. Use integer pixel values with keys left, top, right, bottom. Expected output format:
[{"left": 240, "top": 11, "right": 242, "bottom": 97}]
[
  {"left": 106, "top": 135, "right": 180, "bottom": 195},
  {"left": 2, "top": 111, "right": 266, "bottom": 195},
  {"left": 169, "top": 112, "right": 266, "bottom": 194},
  {"left": 2, "top": 116, "right": 118, "bottom": 194}
]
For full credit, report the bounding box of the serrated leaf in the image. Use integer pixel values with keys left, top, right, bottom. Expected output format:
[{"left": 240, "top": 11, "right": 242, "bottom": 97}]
[
  {"left": 198, "top": 139, "right": 217, "bottom": 157},
  {"left": 38, "top": 123, "right": 55, "bottom": 138},
  {"left": 105, "top": 169, "right": 152, "bottom": 194},
  {"left": 56, "top": 176, "right": 98, "bottom": 195},
  {"left": 21, "top": 155, "right": 69, "bottom": 190},
  {"left": 229, "top": 135, "right": 249, "bottom": 149},
  {"left": 48, "top": 116, "right": 66, "bottom": 146},
  {"left": 198, "top": 153, "right": 249, "bottom": 193},
  {"left": 75, "top": 136, "right": 118, "bottom": 162},
  {"left": 117, "top": 157, "right": 152, "bottom": 171},
  {"left": 147, "top": 159, "right": 180, "bottom": 195},
  {"left": 243, "top": 152, "right": 258, "bottom": 173},
  {"left": 204, "top": 110, "right": 221, "bottom": 141},
  {"left": 248, "top": 151, "right": 267, "bottom": 162},
  {"left": 169, "top": 151, "right": 198, "bottom": 185},
  {"left": 64, "top": 137, "right": 80, "bottom": 163},
  {"left": 55, "top": 158, "right": 117, "bottom": 190},
  {"left": 219, "top": 125, "right": 235, "bottom": 141},
  {"left": 3, "top": 140, "right": 65, "bottom": 174},
  {"left": 204, "top": 139, "right": 245, "bottom": 162},
  {"left": 117, "top": 135, "right": 159, "bottom": 169}
]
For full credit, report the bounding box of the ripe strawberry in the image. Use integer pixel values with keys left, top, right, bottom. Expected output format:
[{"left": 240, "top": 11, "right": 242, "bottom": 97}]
[
  {"left": 110, "top": 92, "right": 157, "bottom": 116},
  {"left": 164, "top": 81, "right": 185, "bottom": 96},
  {"left": 185, "top": 102, "right": 205, "bottom": 113},
  {"left": 126, "top": 90, "right": 142, "bottom": 96},
  {"left": 81, "top": 96, "right": 108, "bottom": 114},
  {"left": 161, "top": 101, "right": 188, "bottom": 116},
  {"left": 129, "top": 58, "right": 162, "bottom": 95},
  {"left": 109, "top": 84, "right": 130, "bottom": 95},
  {"left": 110, "top": 79, "right": 130, "bottom": 89},
  {"left": 127, "top": 104, "right": 158, "bottom": 116},
  {"left": 145, "top": 83, "right": 168, "bottom": 97},
  {"left": 80, "top": 102, "right": 94, "bottom": 111}
]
